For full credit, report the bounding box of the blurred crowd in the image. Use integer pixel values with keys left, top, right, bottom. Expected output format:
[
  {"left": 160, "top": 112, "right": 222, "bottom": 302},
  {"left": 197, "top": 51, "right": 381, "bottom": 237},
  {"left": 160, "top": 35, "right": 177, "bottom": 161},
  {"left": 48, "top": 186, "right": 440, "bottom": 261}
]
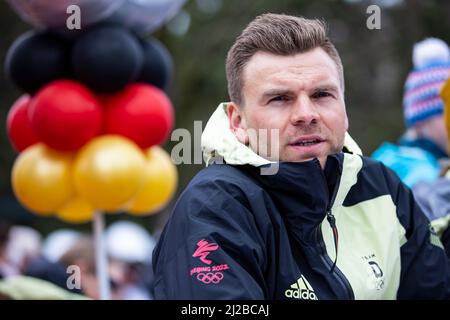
[
  {"left": 0, "top": 220, "right": 157, "bottom": 300},
  {"left": 372, "top": 37, "right": 450, "bottom": 245}
]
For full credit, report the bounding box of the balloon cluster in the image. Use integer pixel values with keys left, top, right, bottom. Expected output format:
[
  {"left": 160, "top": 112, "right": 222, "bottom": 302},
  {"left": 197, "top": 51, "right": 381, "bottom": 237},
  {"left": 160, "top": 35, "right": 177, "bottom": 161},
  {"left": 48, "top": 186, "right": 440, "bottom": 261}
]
[
  {"left": 5, "top": 0, "right": 182, "bottom": 223},
  {"left": 5, "top": 18, "right": 175, "bottom": 94}
]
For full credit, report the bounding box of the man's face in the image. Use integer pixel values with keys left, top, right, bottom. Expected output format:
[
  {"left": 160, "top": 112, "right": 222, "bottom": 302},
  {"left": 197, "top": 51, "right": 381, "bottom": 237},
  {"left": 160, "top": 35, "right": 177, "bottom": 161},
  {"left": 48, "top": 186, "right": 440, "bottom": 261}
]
[{"left": 228, "top": 47, "right": 348, "bottom": 168}]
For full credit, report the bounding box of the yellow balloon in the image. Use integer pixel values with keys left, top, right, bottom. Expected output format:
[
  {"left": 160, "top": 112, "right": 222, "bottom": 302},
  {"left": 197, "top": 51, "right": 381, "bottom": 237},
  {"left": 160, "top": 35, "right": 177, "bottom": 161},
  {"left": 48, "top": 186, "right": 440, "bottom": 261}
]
[
  {"left": 12, "top": 143, "right": 74, "bottom": 215},
  {"left": 128, "top": 146, "right": 178, "bottom": 215},
  {"left": 56, "top": 196, "right": 95, "bottom": 224},
  {"left": 73, "top": 135, "right": 146, "bottom": 212},
  {"left": 441, "top": 78, "right": 450, "bottom": 152}
]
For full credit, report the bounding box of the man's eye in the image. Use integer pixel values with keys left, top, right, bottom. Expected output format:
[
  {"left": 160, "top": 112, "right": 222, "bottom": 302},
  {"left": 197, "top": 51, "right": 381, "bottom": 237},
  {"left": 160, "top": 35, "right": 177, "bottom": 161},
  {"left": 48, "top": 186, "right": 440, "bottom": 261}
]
[
  {"left": 269, "top": 95, "right": 289, "bottom": 103},
  {"left": 312, "top": 91, "right": 332, "bottom": 99}
]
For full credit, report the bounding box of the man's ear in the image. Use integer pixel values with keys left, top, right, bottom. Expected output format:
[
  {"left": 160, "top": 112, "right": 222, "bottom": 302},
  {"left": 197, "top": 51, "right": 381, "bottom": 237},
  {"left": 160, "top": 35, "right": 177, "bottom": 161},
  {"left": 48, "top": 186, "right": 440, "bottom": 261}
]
[{"left": 227, "top": 102, "right": 249, "bottom": 145}]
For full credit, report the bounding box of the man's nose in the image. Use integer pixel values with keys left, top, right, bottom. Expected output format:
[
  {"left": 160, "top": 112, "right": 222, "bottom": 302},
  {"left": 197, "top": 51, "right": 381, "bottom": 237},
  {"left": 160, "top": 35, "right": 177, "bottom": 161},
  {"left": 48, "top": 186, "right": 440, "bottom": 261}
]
[{"left": 290, "top": 95, "right": 320, "bottom": 125}]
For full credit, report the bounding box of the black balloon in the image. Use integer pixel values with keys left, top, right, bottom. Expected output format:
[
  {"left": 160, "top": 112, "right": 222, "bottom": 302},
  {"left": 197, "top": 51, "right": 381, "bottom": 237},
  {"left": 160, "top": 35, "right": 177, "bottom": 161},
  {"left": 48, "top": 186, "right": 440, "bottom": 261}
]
[
  {"left": 71, "top": 25, "right": 144, "bottom": 93},
  {"left": 138, "top": 38, "right": 173, "bottom": 91},
  {"left": 5, "top": 30, "right": 71, "bottom": 94}
]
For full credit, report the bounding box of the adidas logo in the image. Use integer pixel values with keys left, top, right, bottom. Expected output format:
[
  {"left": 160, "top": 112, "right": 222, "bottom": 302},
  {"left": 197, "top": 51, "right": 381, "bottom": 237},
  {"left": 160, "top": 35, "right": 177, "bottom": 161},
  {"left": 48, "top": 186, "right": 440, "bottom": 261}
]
[{"left": 285, "top": 275, "right": 318, "bottom": 300}]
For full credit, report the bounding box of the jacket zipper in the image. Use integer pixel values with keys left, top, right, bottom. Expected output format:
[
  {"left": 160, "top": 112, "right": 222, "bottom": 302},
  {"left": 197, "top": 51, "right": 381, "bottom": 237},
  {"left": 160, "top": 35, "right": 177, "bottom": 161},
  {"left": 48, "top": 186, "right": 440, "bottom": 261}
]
[
  {"left": 316, "top": 158, "right": 354, "bottom": 300},
  {"left": 326, "top": 210, "right": 338, "bottom": 273},
  {"left": 315, "top": 219, "right": 354, "bottom": 299}
]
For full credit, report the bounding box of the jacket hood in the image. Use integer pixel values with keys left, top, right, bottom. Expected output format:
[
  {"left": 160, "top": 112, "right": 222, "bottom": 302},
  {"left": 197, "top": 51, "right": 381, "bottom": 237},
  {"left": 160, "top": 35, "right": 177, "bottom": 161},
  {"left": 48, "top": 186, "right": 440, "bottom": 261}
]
[{"left": 201, "top": 102, "right": 363, "bottom": 166}]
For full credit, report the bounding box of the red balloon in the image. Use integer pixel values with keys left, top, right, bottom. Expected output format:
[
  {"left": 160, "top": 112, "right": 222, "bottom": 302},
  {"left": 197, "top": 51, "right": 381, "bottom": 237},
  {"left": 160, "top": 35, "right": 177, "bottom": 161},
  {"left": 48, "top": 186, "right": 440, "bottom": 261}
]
[
  {"left": 7, "top": 94, "right": 40, "bottom": 152},
  {"left": 103, "top": 83, "right": 174, "bottom": 148},
  {"left": 29, "top": 80, "right": 103, "bottom": 151}
]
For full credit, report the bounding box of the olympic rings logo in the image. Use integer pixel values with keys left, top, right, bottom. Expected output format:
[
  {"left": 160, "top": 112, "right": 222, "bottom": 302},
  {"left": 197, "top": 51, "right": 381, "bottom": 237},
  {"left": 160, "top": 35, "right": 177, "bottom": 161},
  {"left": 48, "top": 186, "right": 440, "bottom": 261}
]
[{"left": 196, "top": 272, "right": 224, "bottom": 284}]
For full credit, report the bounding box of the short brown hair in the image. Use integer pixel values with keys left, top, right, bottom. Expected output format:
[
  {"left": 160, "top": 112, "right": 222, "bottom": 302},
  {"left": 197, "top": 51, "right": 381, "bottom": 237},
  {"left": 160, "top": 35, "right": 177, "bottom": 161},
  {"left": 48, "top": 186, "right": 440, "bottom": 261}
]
[{"left": 226, "top": 13, "right": 344, "bottom": 105}]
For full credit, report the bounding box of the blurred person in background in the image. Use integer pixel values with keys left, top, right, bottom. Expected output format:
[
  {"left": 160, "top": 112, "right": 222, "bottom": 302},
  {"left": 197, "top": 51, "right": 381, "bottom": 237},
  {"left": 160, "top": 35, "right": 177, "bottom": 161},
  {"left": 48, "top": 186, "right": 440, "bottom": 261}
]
[
  {"left": 5, "top": 225, "right": 41, "bottom": 275},
  {"left": 40, "top": 229, "right": 82, "bottom": 264},
  {"left": 404, "top": 75, "right": 450, "bottom": 258},
  {"left": 0, "top": 224, "right": 41, "bottom": 277},
  {"left": 372, "top": 38, "right": 450, "bottom": 188},
  {"left": 106, "top": 221, "right": 155, "bottom": 300},
  {"left": 0, "top": 224, "right": 88, "bottom": 299},
  {"left": 23, "top": 229, "right": 83, "bottom": 294},
  {"left": 58, "top": 235, "right": 102, "bottom": 299},
  {"left": 372, "top": 38, "right": 450, "bottom": 236}
]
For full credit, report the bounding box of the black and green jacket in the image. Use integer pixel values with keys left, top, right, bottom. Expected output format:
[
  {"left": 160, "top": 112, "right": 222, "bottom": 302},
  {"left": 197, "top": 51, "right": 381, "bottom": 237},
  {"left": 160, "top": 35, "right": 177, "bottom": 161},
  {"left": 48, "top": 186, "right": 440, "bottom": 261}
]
[{"left": 153, "top": 103, "right": 450, "bottom": 299}]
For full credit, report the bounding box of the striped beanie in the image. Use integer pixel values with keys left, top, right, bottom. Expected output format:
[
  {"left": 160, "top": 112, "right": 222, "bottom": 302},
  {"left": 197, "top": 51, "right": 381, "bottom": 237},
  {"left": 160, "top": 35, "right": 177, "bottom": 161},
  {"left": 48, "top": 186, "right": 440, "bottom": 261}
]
[{"left": 403, "top": 38, "right": 450, "bottom": 127}]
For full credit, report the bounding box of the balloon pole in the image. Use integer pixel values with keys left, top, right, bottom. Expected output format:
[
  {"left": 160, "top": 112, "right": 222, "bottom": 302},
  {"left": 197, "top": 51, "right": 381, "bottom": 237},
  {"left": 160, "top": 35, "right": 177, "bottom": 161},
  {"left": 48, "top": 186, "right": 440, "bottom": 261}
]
[{"left": 94, "top": 211, "right": 111, "bottom": 300}]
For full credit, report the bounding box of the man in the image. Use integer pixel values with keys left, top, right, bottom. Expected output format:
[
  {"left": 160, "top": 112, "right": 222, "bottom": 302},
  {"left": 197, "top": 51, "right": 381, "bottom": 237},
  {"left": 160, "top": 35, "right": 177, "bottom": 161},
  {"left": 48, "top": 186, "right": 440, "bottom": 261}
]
[
  {"left": 153, "top": 13, "right": 450, "bottom": 299},
  {"left": 372, "top": 38, "right": 450, "bottom": 188}
]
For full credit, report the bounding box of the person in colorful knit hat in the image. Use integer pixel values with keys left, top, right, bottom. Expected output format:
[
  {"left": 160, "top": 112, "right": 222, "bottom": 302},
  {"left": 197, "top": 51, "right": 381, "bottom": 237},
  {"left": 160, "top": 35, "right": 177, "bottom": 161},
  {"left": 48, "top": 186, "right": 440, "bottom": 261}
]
[
  {"left": 409, "top": 66, "right": 450, "bottom": 257},
  {"left": 372, "top": 38, "right": 450, "bottom": 188}
]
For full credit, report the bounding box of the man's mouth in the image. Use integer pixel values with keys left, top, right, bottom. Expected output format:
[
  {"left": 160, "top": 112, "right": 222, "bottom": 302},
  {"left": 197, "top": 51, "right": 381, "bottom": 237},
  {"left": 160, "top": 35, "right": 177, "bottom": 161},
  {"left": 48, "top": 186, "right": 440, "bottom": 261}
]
[{"left": 289, "top": 136, "right": 325, "bottom": 147}]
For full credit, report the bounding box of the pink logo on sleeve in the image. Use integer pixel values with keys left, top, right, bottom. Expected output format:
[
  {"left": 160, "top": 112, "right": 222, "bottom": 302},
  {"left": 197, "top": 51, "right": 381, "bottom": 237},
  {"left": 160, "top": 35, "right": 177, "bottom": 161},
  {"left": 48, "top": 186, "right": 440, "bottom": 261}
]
[{"left": 192, "top": 239, "right": 219, "bottom": 265}]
